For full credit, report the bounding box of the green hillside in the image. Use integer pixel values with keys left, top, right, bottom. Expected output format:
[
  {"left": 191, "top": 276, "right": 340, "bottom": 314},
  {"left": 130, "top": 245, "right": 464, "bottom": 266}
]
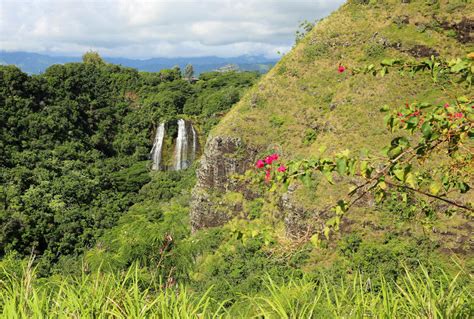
[
  {"left": 193, "top": 0, "right": 473, "bottom": 245},
  {"left": 216, "top": 0, "right": 473, "bottom": 153}
]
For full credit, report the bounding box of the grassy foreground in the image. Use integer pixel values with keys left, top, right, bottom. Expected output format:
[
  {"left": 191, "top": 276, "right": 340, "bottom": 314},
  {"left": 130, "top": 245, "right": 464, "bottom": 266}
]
[{"left": 1, "top": 260, "right": 472, "bottom": 318}]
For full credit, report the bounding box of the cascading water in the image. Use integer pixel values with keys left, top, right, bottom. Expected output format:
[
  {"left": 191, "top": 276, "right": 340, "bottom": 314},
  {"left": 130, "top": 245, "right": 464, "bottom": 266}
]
[
  {"left": 150, "top": 119, "right": 198, "bottom": 171},
  {"left": 191, "top": 125, "right": 198, "bottom": 162},
  {"left": 150, "top": 122, "right": 165, "bottom": 170},
  {"left": 174, "top": 119, "right": 189, "bottom": 170}
]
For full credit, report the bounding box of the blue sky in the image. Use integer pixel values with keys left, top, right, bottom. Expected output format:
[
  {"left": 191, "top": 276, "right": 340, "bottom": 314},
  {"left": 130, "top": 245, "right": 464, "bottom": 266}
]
[{"left": 0, "top": 0, "right": 344, "bottom": 58}]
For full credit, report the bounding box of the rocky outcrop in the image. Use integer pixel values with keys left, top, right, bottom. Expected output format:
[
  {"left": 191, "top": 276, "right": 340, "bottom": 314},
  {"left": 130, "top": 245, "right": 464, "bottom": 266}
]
[
  {"left": 190, "top": 136, "right": 258, "bottom": 231},
  {"left": 191, "top": 136, "right": 333, "bottom": 238}
]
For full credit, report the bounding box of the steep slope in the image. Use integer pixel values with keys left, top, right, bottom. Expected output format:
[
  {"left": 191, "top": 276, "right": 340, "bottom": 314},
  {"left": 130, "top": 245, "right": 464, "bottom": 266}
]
[{"left": 191, "top": 0, "right": 473, "bottom": 248}]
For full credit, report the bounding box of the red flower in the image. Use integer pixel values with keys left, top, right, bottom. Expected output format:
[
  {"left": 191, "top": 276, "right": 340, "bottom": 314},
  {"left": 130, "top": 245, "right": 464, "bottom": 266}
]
[
  {"left": 264, "top": 156, "right": 273, "bottom": 165},
  {"left": 277, "top": 165, "right": 287, "bottom": 172},
  {"left": 338, "top": 65, "right": 346, "bottom": 73},
  {"left": 256, "top": 160, "right": 265, "bottom": 168},
  {"left": 444, "top": 103, "right": 450, "bottom": 108},
  {"left": 454, "top": 112, "right": 464, "bottom": 119},
  {"left": 270, "top": 153, "right": 279, "bottom": 161}
]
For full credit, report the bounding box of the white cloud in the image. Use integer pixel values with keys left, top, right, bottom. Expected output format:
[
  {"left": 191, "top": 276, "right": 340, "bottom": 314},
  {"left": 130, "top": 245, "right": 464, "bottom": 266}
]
[{"left": 0, "top": 0, "right": 344, "bottom": 58}]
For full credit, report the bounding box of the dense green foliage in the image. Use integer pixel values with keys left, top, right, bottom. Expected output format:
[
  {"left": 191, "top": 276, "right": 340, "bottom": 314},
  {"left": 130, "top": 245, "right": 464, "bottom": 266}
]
[{"left": 0, "top": 61, "right": 259, "bottom": 271}]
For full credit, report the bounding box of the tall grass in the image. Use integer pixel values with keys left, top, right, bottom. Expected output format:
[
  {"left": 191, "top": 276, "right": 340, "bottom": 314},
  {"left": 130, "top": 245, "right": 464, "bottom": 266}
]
[
  {"left": 1, "top": 261, "right": 472, "bottom": 318},
  {"left": 245, "top": 267, "right": 473, "bottom": 319},
  {"left": 0, "top": 260, "right": 218, "bottom": 318}
]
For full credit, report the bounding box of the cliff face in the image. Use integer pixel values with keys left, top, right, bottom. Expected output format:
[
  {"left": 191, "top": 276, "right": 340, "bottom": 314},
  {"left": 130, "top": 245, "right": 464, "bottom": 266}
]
[
  {"left": 191, "top": 0, "right": 474, "bottom": 239},
  {"left": 190, "top": 136, "right": 258, "bottom": 231}
]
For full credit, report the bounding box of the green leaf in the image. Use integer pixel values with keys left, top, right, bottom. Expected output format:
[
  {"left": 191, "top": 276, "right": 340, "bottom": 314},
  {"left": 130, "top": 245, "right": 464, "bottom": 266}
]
[
  {"left": 324, "top": 226, "right": 331, "bottom": 240},
  {"left": 334, "top": 216, "right": 341, "bottom": 231},
  {"left": 336, "top": 158, "right": 347, "bottom": 175},
  {"left": 335, "top": 200, "right": 348, "bottom": 215},
  {"left": 451, "top": 61, "right": 467, "bottom": 73},
  {"left": 429, "top": 181, "right": 442, "bottom": 195},
  {"left": 348, "top": 160, "right": 357, "bottom": 176},
  {"left": 457, "top": 181, "right": 470, "bottom": 194},
  {"left": 419, "top": 102, "right": 431, "bottom": 109},
  {"left": 310, "top": 234, "right": 321, "bottom": 247},
  {"left": 393, "top": 168, "right": 405, "bottom": 181},
  {"left": 421, "top": 122, "right": 432, "bottom": 139},
  {"left": 407, "top": 116, "right": 419, "bottom": 128},
  {"left": 326, "top": 217, "right": 336, "bottom": 227},
  {"left": 379, "top": 105, "right": 390, "bottom": 112},
  {"left": 381, "top": 58, "right": 398, "bottom": 66},
  {"left": 405, "top": 172, "right": 417, "bottom": 188},
  {"left": 375, "top": 190, "right": 385, "bottom": 203},
  {"left": 360, "top": 161, "right": 368, "bottom": 178},
  {"left": 401, "top": 193, "right": 408, "bottom": 203},
  {"left": 323, "top": 169, "right": 333, "bottom": 184},
  {"left": 388, "top": 146, "right": 403, "bottom": 159}
]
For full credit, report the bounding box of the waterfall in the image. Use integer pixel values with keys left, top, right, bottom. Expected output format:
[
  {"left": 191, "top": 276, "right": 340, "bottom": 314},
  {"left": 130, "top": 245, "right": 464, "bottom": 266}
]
[
  {"left": 174, "top": 119, "right": 189, "bottom": 170},
  {"left": 151, "top": 119, "right": 198, "bottom": 171},
  {"left": 150, "top": 122, "right": 165, "bottom": 170},
  {"left": 191, "top": 125, "right": 198, "bottom": 161}
]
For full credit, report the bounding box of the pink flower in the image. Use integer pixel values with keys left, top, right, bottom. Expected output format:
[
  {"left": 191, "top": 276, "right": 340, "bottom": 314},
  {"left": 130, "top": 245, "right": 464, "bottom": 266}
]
[
  {"left": 270, "top": 153, "right": 279, "bottom": 161},
  {"left": 277, "top": 165, "right": 287, "bottom": 172},
  {"left": 256, "top": 160, "right": 265, "bottom": 168},
  {"left": 338, "top": 65, "right": 346, "bottom": 73},
  {"left": 265, "top": 156, "right": 274, "bottom": 165},
  {"left": 444, "top": 103, "right": 450, "bottom": 108},
  {"left": 454, "top": 112, "right": 464, "bottom": 119}
]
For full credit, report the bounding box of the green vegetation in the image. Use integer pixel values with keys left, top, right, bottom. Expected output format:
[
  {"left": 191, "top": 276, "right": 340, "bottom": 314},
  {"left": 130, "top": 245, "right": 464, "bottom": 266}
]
[
  {"left": 1, "top": 0, "right": 473, "bottom": 317},
  {"left": 255, "top": 56, "right": 473, "bottom": 239},
  {"left": 1, "top": 260, "right": 471, "bottom": 318},
  {"left": 0, "top": 60, "right": 259, "bottom": 273}
]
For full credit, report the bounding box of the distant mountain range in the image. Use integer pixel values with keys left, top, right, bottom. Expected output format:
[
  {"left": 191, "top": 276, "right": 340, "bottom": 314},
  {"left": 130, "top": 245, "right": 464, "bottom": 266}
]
[{"left": 0, "top": 51, "right": 279, "bottom": 74}]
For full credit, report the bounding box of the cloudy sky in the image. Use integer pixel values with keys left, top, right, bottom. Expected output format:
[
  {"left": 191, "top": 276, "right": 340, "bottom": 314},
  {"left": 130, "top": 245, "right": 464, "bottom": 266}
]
[{"left": 0, "top": 0, "right": 344, "bottom": 58}]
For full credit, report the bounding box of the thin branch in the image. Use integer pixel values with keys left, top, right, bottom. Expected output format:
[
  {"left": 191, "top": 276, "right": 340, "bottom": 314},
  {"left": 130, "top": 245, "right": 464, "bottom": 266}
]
[{"left": 384, "top": 180, "right": 473, "bottom": 212}]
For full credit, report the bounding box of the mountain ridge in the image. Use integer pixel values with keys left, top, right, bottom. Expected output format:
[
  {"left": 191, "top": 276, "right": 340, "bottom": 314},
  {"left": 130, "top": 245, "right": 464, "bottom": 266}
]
[{"left": 0, "top": 51, "right": 279, "bottom": 75}]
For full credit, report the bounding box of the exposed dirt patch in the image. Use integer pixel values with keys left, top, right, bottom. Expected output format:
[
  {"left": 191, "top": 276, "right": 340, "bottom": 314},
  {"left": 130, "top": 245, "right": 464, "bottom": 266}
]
[
  {"left": 437, "top": 17, "right": 474, "bottom": 44},
  {"left": 406, "top": 45, "right": 439, "bottom": 58}
]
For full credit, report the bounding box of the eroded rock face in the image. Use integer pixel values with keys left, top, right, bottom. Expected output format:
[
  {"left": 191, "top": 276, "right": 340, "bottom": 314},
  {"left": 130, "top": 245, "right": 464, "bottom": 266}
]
[
  {"left": 190, "top": 136, "right": 258, "bottom": 231},
  {"left": 190, "top": 136, "right": 333, "bottom": 237}
]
